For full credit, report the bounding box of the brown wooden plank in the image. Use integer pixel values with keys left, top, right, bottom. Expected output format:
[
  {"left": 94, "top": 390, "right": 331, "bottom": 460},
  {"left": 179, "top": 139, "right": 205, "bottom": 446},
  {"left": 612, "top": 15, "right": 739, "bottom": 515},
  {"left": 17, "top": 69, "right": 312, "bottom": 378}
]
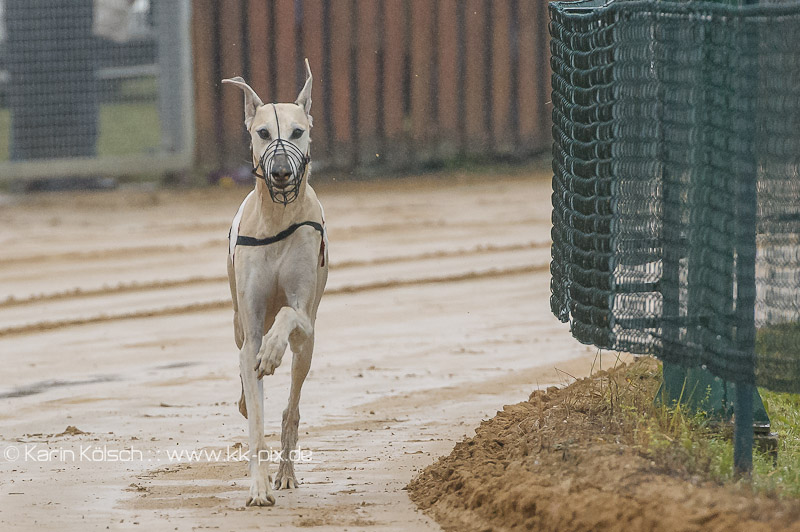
[
  {"left": 330, "top": 0, "right": 352, "bottom": 148},
  {"left": 356, "top": 0, "right": 379, "bottom": 165},
  {"left": 218, "top": 0, "right": 247, "bottom": 166},
  {"left": 409, "top": 0, "right": 432, "bottom": 149},
  {"left": 436, "top": 0, "right": 459, "bottom": 153},
  {"left": 535, "top": 0, "right": 553, "bottom": 152},
  {"left": 464, "top": 0, "right": 487, "bottom": 153},
  {"left": 518, "top": 0, "right": 539, "bottom": 153},
  {"left": 246, "top": 0, "right": 271, "bottom": 100},
  {"left": 300, "top": 0, "right": 328, "bottom": 159},
  {"left": 491, "top": 0, "right": 513, "bottom": 154},
  {"left": 382, "top": 0, "right": 406, "bottom": 144},
  {"left": 273, "top": 0, "right": 298, "bottom": 102},
  {"left": 191, "top": 0, "right": 219, "bottom": 170}
]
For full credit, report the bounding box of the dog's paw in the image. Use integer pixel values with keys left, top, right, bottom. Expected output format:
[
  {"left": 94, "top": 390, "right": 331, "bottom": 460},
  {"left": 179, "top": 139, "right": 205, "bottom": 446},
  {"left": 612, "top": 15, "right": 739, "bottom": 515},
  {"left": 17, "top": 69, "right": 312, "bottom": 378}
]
[
  {"left": 275, "top": 476, "right": 299, "bottom": 490},
  {"left": 246, "top": 476, "right": 276, "bottom": 507},
  {"left": 274, "top": 462, "right": 300, "bottom": 490},
  {"left": 246, "top": 493, "right": 276, "bottom": 507},
  {"left": 255, "top": 331, "right": 288, "bottom": 378}
]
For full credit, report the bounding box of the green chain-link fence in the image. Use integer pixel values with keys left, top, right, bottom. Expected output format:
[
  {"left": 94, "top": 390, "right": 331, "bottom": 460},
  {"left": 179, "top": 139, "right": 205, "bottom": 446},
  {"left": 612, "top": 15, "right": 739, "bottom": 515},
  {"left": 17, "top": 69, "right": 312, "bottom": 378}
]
[{"left": 549, "top": 0, "right": 800, "bottom": 392}]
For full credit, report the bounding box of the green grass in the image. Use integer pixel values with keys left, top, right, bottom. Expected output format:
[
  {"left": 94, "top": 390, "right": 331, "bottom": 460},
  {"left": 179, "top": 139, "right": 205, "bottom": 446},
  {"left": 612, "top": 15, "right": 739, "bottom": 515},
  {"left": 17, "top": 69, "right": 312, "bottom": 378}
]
[
  {"left": 117, "top": 78, "right": 158, "bottom": 100},
  {"left": 650, "top": 387, "right": 800, "bottom": 497},
  {"left": 756, "top": 323, "right": 800, "bottom": 391},
  {"left": 604, "top": 359, "right": 800, "bottom": 498},
  {"left": 751, "top": 389, "right": 800, "bottom": 495},
  {"left": 757, "top": 322, "right": 800, "bottom": 358},
  {"left": 0, "top": 101, "right": 160, "bottom": 162},
  {"left": 97, "top": 102, "right": 160, "bottom": 157}
]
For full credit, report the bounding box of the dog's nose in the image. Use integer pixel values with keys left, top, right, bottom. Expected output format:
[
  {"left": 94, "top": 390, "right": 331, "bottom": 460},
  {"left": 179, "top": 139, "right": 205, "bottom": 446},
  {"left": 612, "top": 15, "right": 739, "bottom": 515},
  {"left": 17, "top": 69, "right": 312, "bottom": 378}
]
[{"left": 270, "top": 154, "right": 292, "bottom": 185}]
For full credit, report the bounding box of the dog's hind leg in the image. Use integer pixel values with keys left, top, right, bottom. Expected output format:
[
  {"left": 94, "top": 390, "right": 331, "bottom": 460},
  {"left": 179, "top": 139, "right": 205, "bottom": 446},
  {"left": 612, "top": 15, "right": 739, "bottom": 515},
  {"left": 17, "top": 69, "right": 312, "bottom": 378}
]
[
  {"left": 235, "top": 316, "right": 248, "bottom": 419},
  {"left": 228, "top": 256, "right": 249, "bottom": 419},
  {"left": 235, "top": 314, "right": 248, "bottom": 419},
  {"left": 237, "top": 375, "right": 248, "bottom": 419},
  {"left": 274, "top": 333, "right": 313, "bottom": 490}
]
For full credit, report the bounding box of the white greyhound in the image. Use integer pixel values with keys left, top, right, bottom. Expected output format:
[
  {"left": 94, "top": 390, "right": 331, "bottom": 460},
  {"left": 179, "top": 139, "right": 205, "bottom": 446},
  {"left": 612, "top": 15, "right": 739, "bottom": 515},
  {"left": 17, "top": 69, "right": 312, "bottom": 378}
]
[{"left": 223, "top": 59, "right": 328, "bottom": 507}]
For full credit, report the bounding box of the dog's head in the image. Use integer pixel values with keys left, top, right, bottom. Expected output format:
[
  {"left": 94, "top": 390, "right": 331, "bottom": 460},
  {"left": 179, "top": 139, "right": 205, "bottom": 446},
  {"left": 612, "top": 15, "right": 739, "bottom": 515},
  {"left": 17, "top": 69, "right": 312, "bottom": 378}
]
[{"left": 222, "top": 59, "right": 313, "bottom": 205}]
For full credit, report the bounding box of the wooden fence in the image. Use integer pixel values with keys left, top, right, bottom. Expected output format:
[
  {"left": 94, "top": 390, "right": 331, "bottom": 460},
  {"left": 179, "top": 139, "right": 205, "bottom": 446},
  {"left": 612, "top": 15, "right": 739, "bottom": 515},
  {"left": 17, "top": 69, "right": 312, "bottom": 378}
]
[{"left": 192, "top": 0, "right": 552, "bottom": 173}]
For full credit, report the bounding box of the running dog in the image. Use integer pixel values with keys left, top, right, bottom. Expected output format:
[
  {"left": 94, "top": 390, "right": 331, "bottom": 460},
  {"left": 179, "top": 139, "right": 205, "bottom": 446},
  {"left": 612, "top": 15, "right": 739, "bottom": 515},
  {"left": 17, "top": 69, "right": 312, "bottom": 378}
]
[{"left": 223, "top": 59, "right": 328, "bottom": 506}]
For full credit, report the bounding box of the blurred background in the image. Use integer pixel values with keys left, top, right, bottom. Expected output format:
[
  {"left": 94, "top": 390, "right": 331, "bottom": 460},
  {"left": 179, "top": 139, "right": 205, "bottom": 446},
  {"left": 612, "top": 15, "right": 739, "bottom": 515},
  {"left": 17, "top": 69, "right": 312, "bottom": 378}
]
[
  {"left": 0, "top": 4, "right": 565, "bottom": 525},
  {"left": 0, "top": 0, "right": 552, "bottom": 187},
  {"left": 0, "top": 0, "right": 192, "bottom": 186}
]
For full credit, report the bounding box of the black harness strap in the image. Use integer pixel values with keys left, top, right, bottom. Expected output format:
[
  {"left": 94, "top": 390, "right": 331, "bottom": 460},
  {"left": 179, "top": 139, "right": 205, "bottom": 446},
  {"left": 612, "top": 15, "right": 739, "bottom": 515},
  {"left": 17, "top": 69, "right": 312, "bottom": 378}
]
[{"left": 236, "top": 221, "right": 324, "bottom": 247}]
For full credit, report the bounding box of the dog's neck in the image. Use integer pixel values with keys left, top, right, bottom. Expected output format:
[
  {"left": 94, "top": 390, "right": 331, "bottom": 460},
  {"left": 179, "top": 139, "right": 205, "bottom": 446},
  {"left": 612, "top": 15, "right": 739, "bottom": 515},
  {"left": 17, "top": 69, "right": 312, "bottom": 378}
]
[{"left": 252, "top": 165, "right": 313, "bottom": 227}]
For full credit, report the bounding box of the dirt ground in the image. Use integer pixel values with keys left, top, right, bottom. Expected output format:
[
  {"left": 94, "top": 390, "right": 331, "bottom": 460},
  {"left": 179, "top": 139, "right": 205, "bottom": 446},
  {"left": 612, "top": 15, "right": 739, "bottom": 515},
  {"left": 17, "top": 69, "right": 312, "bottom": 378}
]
[
  {"left": 409, "top": 359, "right": 800, "bottom": 532},
  {"left": 0, "top": 166, "right": 602, "bottom": 531}
]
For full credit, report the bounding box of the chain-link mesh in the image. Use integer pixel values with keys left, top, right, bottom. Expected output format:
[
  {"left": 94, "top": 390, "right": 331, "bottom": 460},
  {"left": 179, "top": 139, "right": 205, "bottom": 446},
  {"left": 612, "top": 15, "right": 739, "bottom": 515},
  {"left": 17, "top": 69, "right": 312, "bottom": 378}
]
[
  {"left": 0, "top": 1, "right": 191, "bottom": 179},
  {"left": 549, "top": 0, "right": 800, "bottom": 392}
]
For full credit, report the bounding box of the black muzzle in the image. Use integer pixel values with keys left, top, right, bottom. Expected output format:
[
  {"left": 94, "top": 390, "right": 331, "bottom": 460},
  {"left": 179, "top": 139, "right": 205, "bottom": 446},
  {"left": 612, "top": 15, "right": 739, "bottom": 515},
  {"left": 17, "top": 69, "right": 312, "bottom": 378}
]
[
  {"left": 252, "top": 104, "right": 309, "bottom": 205},
  {"left": 254, "top": 138, "right": 308, "bottom": 205}
]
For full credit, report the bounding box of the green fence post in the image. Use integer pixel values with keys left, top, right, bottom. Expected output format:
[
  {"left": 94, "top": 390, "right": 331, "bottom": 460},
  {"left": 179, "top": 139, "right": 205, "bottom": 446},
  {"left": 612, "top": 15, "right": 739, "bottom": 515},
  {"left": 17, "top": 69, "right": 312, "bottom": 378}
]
[
  {"left": 732, "top": 0, "right": 760, "bottom": 476},
  {"left": 735, "top": 384, "right": 755, "bottom": 473},
  {"left": 659, "top": 363, "right": 769, "bottom": 425}
]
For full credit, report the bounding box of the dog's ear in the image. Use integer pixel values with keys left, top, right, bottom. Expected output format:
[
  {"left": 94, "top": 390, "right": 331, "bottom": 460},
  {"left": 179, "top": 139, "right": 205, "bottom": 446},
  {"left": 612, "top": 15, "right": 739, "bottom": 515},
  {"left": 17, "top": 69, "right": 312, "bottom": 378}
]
[
  {"left": 295, "top": 58, "right": 313, "bottom": 118},
  {"left": 221, "top": 77, "right": 264, "bottom": 131}
]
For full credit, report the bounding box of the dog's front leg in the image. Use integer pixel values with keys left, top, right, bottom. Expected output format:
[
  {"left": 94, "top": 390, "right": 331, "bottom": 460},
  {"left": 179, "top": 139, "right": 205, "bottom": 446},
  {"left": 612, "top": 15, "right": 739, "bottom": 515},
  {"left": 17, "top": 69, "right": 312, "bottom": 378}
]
[
  {"left": 275, "top": 333, "right": 313, "bottom": 489},
  {"left": 254, "top": 306, "right": 314, "bottom": 489},
  {"left": 239, "top": 336, "right": 275, "bottom": 506},
  {"left": 255, "top": 306, "right": 312, "bottom": 378}
]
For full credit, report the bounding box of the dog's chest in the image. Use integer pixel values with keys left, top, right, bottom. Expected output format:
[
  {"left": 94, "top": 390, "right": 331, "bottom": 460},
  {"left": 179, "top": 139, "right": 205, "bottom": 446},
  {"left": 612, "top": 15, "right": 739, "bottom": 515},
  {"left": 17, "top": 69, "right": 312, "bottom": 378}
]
[{"left": 229, "top": 191, "right": 327, "bottom": 268}]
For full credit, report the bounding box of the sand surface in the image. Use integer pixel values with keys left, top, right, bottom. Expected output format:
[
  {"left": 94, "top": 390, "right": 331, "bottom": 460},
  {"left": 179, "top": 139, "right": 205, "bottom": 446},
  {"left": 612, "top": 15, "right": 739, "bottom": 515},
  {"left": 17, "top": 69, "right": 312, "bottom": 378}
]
[
  {"left": 0, "top": 167, "right": 597, "bottom": 531},
  {"left": 410, "top": 359, "right": 800, "bottom": 532}
]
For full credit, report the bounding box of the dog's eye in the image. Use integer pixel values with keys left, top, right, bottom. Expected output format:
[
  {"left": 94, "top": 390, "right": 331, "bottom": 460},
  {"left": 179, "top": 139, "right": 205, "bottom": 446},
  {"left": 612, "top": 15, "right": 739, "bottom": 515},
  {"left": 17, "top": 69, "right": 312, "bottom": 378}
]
[
  {"left": 257, "top": 129, "right": 270, "bottom": 140},
  {"left": 290, "top": 128, "right": 304, "bottom": 140}
]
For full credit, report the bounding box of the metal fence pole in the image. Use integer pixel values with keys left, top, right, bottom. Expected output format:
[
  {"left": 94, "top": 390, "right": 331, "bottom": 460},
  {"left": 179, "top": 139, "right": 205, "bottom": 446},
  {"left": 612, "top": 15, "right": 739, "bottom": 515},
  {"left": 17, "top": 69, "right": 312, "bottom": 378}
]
[
  {"left": 733, "top": 0, "right": 759, "bottom": 474},
  {"left": 734, "top": 383, "right": 755, "bottom": 473},
  {"left": 154, "top": 0, "right": 193, "bottom": 158}
]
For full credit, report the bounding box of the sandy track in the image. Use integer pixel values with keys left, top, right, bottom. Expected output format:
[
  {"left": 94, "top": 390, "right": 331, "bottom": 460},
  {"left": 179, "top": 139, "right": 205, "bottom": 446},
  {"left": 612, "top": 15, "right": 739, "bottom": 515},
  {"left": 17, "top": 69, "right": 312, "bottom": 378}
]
[{"left": 0, "top": 168, "right": 597, "bottom": 531}]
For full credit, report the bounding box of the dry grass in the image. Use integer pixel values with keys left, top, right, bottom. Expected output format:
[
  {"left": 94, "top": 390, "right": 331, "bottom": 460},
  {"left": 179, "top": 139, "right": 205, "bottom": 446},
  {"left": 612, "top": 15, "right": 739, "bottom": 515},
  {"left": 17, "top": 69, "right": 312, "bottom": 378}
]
[{"left": 591, "top": 356, "right": 800, "bottom": 497}]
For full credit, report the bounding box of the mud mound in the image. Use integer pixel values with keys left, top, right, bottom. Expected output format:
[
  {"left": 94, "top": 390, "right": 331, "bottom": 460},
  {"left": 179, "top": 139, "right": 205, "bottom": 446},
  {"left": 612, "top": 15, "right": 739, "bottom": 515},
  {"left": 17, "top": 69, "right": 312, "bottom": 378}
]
[{"left": 408, "top": 359, "right": 800, "bottom": 532}]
